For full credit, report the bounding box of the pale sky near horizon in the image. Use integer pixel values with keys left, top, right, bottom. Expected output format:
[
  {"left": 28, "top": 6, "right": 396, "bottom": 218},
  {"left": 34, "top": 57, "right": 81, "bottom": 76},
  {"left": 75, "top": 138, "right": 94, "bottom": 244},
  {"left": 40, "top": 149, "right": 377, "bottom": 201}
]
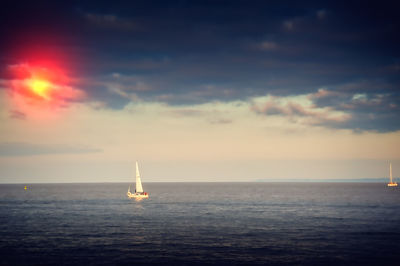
[
  {"left": 1, "top": 1, "right": 399, "bottom": 183},
  {"left": 1, "top": 91, "right": 399, "bottom": 183}
]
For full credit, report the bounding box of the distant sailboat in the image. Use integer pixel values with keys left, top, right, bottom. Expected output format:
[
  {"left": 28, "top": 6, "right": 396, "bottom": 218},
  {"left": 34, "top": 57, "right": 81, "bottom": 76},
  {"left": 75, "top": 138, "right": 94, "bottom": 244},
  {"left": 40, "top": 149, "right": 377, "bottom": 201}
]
[
  {"left": 387, "top": 163, "right": 398, "bottom": 187},
  {"left": 127, "top": 161, "right": 149, "bottom": 200}
]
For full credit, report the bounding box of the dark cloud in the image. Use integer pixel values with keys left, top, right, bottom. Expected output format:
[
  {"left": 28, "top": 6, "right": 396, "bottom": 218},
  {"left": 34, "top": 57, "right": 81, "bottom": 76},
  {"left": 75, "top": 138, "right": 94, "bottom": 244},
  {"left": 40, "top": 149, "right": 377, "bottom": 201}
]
[
  {"left": 251, "top": 97, "right": 351, "bottom": 129},
  {"left": 1, "top": 0, "right": 399, "bottom": 131},
  {"left": 84, "top": 13, "right": 138, "bottom": 31},
  {"left": 252, "top": 82, "right": 400, "bottom": 132},
  {"left": 309, "top": 87, "right": 400, "bottom": 132}
]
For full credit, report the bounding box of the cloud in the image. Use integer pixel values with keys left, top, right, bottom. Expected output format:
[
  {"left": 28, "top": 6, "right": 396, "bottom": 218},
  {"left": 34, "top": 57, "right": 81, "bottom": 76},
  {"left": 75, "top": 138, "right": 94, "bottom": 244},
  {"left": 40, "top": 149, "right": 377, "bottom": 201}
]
[
  {"left": 108, "top": 73, "right": 153, "bottom": 92},
  {"left": 283, "top": 20, "right": 294, "bottom": 30},
  {"left": 0, "top": 142, "right": 102, "bottom": 157},
  {"left": 164, "top": 106, "right": 233, "bottom": 125},
  {"left": 108, "top": 86, "right": 140, "bottom": 102},
  {"left": 3, "top": 64, "right": 31, "bottom": 80},
  {"left": 0, "top": 1, "right": 398, "bottom": 132},
  {"left": 2, "top": 63, "right": 86, "bottom": 111},
  {"left": 257, "top": 41, "right": 278, "bottom": 51},
  {"left": 84, "top": 13, "right": 138, "bottom": 31},
  {"left": 309, "top": 88, "right": 400, "bottom": 132},
  {"left": 316, "top": 9, "right": 327, "bottom": 19},
  {"left": 169, "top": 108, "right": 204, "bottom": 117},
  {"left": 209, "top": 118, "right": 232, "bottom": 125},
  {"left": 9, "top": 110, "right": 26, "bottom": 120},
  {"left": 310, "top": 88, "right": 397, "bottom": 113},
  {"left": 251, "top": 88, "right": 400, "bottom": 132},
  {"left": 251, "top": 95, "right": 351, "bottom": 127},
  {"left": 75, "top": 73, "right": 156, "bottom": 108}
]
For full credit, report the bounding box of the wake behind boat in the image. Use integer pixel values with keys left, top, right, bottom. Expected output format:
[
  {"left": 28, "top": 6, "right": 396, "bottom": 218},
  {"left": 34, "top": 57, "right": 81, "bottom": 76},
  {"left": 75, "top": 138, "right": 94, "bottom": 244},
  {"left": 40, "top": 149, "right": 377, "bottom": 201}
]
[
  {"left": 127, "top": 161, "right": 149, "bottom": 200},
  {"left": 387, "top": 163, "right": 398, "bottom": 187}
]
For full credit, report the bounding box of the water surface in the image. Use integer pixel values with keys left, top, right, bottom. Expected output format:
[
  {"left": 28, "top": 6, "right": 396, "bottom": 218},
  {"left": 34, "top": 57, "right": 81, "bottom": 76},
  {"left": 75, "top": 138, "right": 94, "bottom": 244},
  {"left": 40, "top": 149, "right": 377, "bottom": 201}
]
[{"left": 0, "top": 183, "right": 399, "bottom": 265}]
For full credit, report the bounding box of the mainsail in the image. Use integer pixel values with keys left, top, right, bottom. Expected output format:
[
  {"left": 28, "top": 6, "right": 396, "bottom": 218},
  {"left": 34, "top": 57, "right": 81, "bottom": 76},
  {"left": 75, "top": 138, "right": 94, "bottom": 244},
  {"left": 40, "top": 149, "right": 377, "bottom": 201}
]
[
  {"left": 390, "top": 163, "right": 393, "bottom": 183},
  {"left": 135, "top": 161, "right": 144, "bottom": 193},
  {"left": 387, "top": 162, "right": 398, "bottom": 187}
]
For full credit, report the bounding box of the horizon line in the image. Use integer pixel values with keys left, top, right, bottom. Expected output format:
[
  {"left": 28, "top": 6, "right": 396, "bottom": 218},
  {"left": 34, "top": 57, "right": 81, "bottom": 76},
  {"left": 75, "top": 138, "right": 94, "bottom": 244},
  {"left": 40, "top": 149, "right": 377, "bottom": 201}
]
[{"left": 0, "top": 178, "right": 392, "bottom": 185}]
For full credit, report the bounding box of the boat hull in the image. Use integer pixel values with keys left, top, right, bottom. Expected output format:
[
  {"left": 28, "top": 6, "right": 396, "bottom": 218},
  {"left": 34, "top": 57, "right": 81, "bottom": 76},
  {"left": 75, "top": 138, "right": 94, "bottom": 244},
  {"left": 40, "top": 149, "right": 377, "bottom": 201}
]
[
  {"left": 127, "top": 192, "right": 149, "bottom": 199},
  {"left": 387, "top": 183, "right": 398, "bottom": 187}
]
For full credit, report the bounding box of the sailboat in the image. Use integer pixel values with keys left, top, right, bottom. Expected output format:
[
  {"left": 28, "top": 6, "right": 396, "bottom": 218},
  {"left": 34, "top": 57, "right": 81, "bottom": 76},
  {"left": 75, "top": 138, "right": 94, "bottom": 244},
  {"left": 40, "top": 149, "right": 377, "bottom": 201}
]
[
  {"left": 387, "top": 163, "right": 398, "bottom": 187},
  {"left": 127, "top": 161, "right": 149, "bottom": 199}
]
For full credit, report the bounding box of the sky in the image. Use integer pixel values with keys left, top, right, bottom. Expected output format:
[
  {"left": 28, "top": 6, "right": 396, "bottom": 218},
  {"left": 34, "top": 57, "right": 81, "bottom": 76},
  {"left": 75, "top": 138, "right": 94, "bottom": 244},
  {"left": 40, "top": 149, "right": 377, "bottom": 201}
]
[{"left": 0, "top": 0, "right": 399, "bottom": 183}]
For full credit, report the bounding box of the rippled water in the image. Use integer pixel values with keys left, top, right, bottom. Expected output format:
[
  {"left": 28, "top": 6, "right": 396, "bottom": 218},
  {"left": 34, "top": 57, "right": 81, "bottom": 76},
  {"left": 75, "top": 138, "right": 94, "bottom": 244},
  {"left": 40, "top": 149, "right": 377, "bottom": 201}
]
[{"left": 0, "top": 183, "right": 399, "bottom": 265}]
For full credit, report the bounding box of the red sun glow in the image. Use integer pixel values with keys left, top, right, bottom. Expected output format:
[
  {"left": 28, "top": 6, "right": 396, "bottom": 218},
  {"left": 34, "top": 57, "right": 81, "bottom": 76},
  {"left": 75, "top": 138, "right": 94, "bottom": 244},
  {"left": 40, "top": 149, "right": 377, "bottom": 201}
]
[
  {"left": 26, "top": 78, "right": 52, "bottom": 99},
  {"left": 7, "top": 63, "right": 85, "bottom": 109}
]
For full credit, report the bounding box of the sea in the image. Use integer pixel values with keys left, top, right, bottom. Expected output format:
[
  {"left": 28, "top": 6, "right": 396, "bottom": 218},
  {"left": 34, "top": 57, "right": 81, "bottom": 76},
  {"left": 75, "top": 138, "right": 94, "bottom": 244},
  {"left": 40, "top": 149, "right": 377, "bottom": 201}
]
[{"left": 0, "top": 183, "right": 399, "bottom": 266}]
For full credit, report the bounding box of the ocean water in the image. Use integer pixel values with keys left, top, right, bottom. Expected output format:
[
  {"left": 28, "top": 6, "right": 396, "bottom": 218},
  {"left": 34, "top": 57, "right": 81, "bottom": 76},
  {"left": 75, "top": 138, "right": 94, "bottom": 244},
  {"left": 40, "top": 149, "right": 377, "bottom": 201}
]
[{"left": 0, "top": 183, "right": 399, "bottom": 266}]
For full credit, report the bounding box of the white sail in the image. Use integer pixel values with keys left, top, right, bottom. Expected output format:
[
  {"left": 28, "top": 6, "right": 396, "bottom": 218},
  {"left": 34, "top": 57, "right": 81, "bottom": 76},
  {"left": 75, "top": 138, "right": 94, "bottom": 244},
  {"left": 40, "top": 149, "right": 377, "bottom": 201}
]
[
  {"left": 390, "top": 163, "right": 393, "bottom": 183},
  {"left": 135, "top": 161, "right": 144, "bottom": 193}
]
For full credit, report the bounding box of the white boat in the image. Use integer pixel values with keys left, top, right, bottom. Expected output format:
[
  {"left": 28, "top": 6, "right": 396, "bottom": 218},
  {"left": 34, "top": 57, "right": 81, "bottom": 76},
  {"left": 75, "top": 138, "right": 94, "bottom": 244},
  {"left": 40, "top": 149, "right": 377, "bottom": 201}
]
[
  {"left": 127, "top": 161, "right": 149, "bottom": 199},
  {"left": 387, "top": 163, "right": 398, "bottom": 187}
]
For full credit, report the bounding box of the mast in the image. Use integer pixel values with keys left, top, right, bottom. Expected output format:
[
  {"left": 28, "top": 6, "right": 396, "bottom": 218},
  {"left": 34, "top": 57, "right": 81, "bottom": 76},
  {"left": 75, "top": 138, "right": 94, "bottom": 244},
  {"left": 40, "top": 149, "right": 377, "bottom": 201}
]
[
  {"left": 135, "top": 161, "right": 144, "bottom": 193},
  {"left": 390, "top": 163, "right": 393, "bottom": 183}
]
